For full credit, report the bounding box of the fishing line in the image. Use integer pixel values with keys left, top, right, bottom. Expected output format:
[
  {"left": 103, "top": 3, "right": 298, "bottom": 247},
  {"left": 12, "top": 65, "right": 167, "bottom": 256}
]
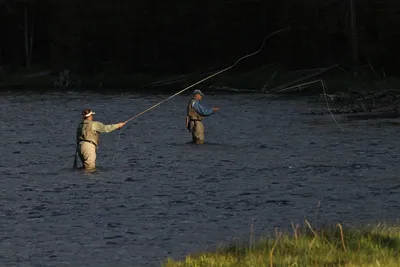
[
  {"left": 125, "top": 28, "right": 288, "bottom": 124},
  {"left": 111, "top": 28, "right": 288, "bottom": 165},
  {"left": 276, "top": 79, "right": 344, "bottom": 132},
  {"left": 321, "top": 79, "right": 345, "bottom": 132}
]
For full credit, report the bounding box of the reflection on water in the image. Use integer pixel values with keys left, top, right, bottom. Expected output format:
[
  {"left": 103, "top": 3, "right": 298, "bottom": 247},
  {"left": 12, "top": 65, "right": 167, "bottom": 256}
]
[{"left": 0, "top": 90, "right": 400, "bottom": 266}]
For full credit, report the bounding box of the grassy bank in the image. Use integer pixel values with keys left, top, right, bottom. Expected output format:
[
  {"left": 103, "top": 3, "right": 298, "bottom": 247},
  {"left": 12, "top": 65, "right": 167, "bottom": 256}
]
[{"left": 163, "top": 223, "right": 400, "bottom": 267}]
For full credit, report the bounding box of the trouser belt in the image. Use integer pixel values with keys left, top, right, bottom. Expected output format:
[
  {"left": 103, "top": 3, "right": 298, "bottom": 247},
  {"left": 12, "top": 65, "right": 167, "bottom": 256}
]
[{"left": 79, "top": 140, "right": 97, "bottom": 147}]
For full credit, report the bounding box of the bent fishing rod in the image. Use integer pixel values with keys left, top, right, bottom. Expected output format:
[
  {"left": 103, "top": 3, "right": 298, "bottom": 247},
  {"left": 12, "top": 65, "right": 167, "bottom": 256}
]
[
  {"left": 111, "top": 28, "right": 288, "bottom": 164},
  {"left": 123, "top": 28, "right": 288, "bottom": 124}
]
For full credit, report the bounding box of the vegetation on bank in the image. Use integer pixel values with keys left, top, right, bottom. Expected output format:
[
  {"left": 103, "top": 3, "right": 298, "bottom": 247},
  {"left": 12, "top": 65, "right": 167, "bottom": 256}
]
[
  {"left": 163, "top": 223, "right": 400, "bottom": 267},
  {"left": 2, "top": 63, "right": 400, "bottom": 94},
  {"left": 0, "top": 68, "right": 166, "bottom": 90}
]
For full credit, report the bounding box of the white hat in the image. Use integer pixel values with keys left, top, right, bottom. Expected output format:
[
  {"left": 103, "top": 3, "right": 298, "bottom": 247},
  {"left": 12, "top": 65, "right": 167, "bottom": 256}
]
[{"left": 84, "top": 110, "right": 96, "bottom": 117}]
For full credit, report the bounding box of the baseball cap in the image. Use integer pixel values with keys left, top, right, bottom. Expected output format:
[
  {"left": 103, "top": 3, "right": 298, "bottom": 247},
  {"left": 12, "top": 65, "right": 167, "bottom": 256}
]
[{"left": 192, "top": 89, "right": 204, "bottom": 96}]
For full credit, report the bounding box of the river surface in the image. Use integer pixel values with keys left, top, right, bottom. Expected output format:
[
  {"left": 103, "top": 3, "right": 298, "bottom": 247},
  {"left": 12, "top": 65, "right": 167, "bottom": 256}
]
[{"left": 1, "top": 90, "right": 400, "bottom": 267}]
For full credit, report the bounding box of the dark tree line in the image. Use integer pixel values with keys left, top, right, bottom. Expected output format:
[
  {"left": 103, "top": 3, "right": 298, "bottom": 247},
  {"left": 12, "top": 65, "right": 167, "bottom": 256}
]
[{"left": 0, "top": 0, "right": 399, "bottom": 75}]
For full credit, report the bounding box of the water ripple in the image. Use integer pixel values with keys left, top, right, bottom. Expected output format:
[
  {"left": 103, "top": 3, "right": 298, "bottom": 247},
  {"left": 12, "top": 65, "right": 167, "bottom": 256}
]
[{"left": 0, "top": 92, "right": 400, "bottom": 266}]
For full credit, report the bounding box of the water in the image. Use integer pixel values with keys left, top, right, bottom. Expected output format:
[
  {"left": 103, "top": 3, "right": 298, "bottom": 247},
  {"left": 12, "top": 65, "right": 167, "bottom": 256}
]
[{"left": 1, "top": 90, "right": 400, "bottom": 266}]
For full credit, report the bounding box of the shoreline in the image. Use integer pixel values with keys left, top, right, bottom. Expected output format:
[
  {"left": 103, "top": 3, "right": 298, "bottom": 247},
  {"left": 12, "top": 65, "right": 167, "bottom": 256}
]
[
  {"left": 3, "top": 68, "right": 400, "bottom": 118},
  {"left": 163, "top": 222, "right": 400, "bottom": 267}
]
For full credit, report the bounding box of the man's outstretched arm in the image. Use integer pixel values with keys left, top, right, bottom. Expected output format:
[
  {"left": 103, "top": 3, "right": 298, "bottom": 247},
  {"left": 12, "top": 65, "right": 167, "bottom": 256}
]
[
  {"left": 92, "top": 121, "right": 125, "bottom": 133},
  {"left": 193, "top": 101, "right": 217, "bottom": 116}
]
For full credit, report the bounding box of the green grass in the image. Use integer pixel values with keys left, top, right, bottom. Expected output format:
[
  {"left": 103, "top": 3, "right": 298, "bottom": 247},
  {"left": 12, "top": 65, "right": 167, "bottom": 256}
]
[{"left": 163, "top": 223, "right": 400, "bottom": 267}]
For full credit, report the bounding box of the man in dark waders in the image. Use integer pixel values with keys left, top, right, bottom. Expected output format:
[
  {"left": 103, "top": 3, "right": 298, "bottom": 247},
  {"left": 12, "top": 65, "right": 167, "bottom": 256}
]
[
  {"left": 75, "top": 109, "right": 126, "bottom": 170},
  {"left": 186, "top": 89, "right": 219, "bottom": 144}
]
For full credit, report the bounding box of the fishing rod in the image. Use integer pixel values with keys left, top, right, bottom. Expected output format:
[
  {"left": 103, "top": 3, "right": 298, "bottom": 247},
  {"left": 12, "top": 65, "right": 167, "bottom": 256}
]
[
  {"left": 112, "top": 28, "right": 288, "bottom": 164},
  {"left": 123, "top": 28, "right": 288, "bottom": 124}
]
